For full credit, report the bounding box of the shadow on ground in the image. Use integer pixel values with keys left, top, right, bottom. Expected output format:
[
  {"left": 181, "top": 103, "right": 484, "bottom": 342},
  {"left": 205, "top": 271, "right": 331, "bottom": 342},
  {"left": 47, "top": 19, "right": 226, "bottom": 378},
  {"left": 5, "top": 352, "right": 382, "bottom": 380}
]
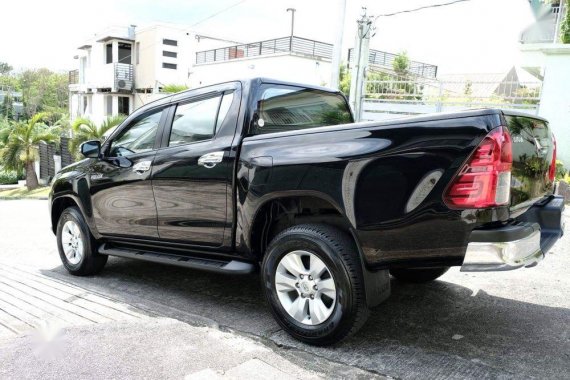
[{"left": 42, "top": 258, "right": 570, "bottom": 379}]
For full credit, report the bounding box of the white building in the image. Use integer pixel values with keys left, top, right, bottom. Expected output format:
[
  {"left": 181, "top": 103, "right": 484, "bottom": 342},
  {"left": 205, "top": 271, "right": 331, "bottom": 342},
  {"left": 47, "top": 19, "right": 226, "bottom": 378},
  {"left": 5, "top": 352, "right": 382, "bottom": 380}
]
[
  {"left": 518, "top": 0, "right": 570, "bottom": 163},
  {"left": 68, "top": 24, "right": 336, "bottom": 125}
]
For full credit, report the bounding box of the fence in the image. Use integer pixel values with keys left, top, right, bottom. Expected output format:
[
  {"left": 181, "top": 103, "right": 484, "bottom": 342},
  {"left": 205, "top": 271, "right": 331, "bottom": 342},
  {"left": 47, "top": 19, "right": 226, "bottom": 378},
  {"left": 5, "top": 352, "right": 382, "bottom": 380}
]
[
  {"left": 38, "top": 137, "right": 74, "bottom": 182},
  {"left": 348, "top": 48, "right": 438, "bottom": 79},
  {"left": 195, "top": 36, "right": 333, "bottom": 64},
  {"left": 361, "top": 78, "right": 542, "bottom": 121}
]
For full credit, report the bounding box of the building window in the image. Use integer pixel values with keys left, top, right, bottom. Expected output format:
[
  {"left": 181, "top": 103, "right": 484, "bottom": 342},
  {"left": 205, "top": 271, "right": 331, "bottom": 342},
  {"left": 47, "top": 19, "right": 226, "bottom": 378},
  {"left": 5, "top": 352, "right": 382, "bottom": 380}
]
[
  {"left": 118, "top": 42, "right": 132, "bottom": 64},
  {"left": 162, "top": 62, "right": 177, "bottom": 70},
  {"left": 106, "top": 96, "right": 113, "bottom": 115},
  {"left": 118, "top": 97, "right": 130, "bottom": 115},
  {"left": 136, "top": 42, "right": 140, "bottom": 64},
  {"left": 105, "top": 43, "right": 113, "bottom": 64},
  {"left": 163, "top": 38, "right": 178, "bottom": 46},
  {"left": 163, "top": 50, "right": 177, "bottom": 58}
]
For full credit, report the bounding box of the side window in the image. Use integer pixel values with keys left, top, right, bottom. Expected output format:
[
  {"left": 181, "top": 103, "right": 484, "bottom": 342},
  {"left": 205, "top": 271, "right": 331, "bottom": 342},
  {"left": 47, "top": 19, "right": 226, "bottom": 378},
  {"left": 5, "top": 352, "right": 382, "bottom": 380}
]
[
  {"left": 109, "top": 109, "right": 163, "bottom": 157},
  {"left": 216, "top": 92, "right": 234, "bottom": 133},
  {"left": 252, "top": 85, "right": 353, "bottom": 135},
  {"left": 169, "top": 96, "right": 220, "bottom": 146}
]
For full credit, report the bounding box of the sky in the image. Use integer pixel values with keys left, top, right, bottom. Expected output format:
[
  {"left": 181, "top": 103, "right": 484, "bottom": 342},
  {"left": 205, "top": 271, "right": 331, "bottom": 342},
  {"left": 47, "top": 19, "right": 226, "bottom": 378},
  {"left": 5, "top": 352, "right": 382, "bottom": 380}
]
[{"left": 0, "top": 0, "right": 535, "bottom": 75}]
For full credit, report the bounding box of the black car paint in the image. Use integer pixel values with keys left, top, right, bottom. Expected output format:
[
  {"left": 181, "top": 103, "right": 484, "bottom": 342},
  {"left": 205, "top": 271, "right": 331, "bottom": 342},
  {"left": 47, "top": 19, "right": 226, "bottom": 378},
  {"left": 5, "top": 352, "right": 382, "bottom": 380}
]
[{"left": 50, "top": 78, "right": 554, "bottom": 271}]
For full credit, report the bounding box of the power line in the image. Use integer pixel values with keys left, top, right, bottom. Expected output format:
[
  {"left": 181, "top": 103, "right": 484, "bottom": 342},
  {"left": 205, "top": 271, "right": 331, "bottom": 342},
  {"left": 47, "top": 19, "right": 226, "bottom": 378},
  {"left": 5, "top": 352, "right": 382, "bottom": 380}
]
[
  {"left": 190, "top": 0, "right": 248, "bottom": 27},
  {"left": 375, "top": 0, "right": 472, "bottom": 19}
]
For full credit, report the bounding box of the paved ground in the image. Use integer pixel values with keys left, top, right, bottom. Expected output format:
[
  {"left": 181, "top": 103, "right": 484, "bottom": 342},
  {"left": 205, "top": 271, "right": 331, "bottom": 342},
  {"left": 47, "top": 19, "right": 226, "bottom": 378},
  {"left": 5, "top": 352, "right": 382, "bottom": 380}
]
[{"left": 0, "top": 200, "right": 569, "bottom": 379}]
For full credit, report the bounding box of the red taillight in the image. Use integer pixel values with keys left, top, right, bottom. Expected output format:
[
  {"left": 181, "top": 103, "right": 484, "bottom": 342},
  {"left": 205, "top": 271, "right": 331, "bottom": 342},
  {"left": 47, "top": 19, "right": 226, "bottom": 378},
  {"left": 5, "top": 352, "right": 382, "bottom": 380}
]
[
  {"left": 548, "top": 135, "right": 556, "bottom": 182},
  {"left": 444, "top": 126, "right": 512, "bottom": 209}
]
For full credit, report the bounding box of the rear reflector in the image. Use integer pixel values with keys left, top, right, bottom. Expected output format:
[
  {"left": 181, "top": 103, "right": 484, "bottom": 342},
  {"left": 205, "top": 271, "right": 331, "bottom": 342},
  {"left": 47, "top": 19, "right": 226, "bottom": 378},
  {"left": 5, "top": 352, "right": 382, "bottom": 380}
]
[
  {"left": 548, "top": 134, "right": 557, "bottom": 182},
  {"left": 444, "top": 126, "right": 513, "bottom": 209}
]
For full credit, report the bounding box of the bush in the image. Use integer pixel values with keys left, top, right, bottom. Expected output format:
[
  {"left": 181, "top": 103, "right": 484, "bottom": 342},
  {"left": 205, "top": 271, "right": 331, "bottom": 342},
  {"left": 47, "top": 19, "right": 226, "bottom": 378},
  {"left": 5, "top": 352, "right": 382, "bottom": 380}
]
[
  {"left": 0, "top": 170, "right": 18, "bottom": 184},
  {"left": 555, "top": 160, "right": 567, "bottom": 180}
]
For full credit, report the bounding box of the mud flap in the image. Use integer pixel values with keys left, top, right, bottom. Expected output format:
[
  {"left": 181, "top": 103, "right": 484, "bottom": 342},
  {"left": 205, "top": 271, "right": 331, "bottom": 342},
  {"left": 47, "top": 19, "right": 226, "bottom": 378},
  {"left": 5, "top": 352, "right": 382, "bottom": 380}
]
[{"left": 362, "top": 267, "right": 391, "bottom": 308}]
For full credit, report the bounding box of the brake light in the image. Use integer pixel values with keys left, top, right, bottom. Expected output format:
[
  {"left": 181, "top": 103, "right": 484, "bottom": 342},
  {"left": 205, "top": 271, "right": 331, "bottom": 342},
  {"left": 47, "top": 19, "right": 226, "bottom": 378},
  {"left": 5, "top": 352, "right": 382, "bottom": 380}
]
[
  {"left": 444, "top": 126, "right": 512, "bottom": 209},
  {"left": 548, "top": 134, "right": 556, "bottom": 182}
]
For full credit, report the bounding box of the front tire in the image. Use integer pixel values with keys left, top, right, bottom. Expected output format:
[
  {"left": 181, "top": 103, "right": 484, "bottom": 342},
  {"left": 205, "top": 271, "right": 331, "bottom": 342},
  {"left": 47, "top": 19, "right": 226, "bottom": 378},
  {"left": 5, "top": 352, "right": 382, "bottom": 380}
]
[
  {"left": 390, "top": 267, "right": 450, "bottom": 283},
  {"left": 56, "top": 207, "right": 107, "bottom": 276},
  {"left": 261, "top": 224, "right": 369, "bottom": 346}
]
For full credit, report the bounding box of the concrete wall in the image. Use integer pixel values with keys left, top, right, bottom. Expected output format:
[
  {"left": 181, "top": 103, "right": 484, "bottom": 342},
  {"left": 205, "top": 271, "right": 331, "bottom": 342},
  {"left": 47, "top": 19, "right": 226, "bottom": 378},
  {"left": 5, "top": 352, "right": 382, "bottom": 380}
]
[
  {"left": 191, "top": 53, "right": 332, "bottom": 88},
  {"left": 521, "top": 44, "right": 570, "bottom": 164}
]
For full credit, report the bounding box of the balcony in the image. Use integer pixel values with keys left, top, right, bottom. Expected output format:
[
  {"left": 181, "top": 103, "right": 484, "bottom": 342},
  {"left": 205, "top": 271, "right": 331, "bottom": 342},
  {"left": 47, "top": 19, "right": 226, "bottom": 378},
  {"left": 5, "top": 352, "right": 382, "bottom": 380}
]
[
  {"left": 348, "top": 48, "right": 438, "bottom": 79},
  {"left": 195, "top": 36, "right": 333, "bottom": 64},
  {"left": 68, "top": 63, "right": 133, "bottom": 92},
  {"left": 520, "top": 5, "right": 566, "bottom": 44}
]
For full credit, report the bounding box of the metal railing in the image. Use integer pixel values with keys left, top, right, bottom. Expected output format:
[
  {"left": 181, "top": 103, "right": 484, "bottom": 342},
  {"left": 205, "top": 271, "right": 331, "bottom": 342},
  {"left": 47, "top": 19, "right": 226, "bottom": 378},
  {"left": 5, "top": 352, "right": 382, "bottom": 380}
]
[
  {"left": 195, "top": 36, "right": 333, "bottom": 64},
  {"left": 361, "top": 79, "right": 542, "bottom": 121},
  {"left": 69, "top": 70, "right": 79, "bottom": 85},
  {"left": 114, "top": 63, "right": 133, "bottom": 91},
  {"left": 348, "top": 48, "right": 438, "bottom": 79},
  {"left": 520, "top": 5, "right": 565, "bottom": 43}
]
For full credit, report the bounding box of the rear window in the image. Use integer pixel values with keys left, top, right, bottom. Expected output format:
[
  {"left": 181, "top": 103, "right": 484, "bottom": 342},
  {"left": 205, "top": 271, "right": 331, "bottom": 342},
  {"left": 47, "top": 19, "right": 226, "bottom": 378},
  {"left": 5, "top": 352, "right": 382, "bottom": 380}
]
[{"left": 250, "top": 85, "right": 353, "bottom": 135}]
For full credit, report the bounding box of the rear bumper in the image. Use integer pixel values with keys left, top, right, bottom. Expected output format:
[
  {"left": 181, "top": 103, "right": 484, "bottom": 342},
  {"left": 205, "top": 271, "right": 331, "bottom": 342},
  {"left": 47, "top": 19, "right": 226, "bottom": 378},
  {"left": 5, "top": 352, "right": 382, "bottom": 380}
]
[{"left": 461, "top": 196, "right": 565, "bottom": 272}]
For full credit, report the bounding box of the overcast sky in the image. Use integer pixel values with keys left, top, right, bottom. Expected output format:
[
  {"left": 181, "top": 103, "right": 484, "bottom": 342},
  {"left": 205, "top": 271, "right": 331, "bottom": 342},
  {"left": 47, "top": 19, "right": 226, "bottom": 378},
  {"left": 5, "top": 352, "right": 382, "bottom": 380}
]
[{"left": 0, "top": 0, "right": 535, "bottom": 75}]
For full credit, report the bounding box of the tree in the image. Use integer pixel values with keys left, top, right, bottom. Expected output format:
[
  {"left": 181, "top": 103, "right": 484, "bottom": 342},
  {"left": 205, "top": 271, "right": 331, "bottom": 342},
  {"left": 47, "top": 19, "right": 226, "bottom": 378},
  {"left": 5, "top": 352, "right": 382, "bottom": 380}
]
[
  {"left": 393, "top": 52, "right": 410, "bottom": 77},
  {"left": 1, "top": 92, "right": 14, "bottom": 120},
  {"left": 0, "top": 62, "right": 12, "bottom": 75},
  {"left": 69, "top": 115, "right": 125, "bottom": 158},
  {"left": 0, "top": 112, "right": 61, "bottom": 190},
  {"left": 19, "top": 69, "right": 68, "bottom": 117}
]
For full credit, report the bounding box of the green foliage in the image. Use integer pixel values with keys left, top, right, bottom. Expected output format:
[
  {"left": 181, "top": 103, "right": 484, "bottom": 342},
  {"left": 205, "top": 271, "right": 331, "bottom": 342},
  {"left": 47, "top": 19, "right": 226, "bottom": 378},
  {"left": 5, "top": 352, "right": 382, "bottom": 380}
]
[
  {"left": 70, "top": 115, "right": 126, "bottom": 158},
  {"left": 20, "top": 69, "right": 68, "bottom": 117},
  {"left": 0, "top": 170, "right": 18, "bottom": 185},
  {"left": 1, "top": 92, "right": 13, "bottom": 120},
  {"left": 0, "top": 112, "right": 61, "bottom": 190},
  {"left": 339, "top": 64, "right": 351, "bottom": 96},
  {"left": 555, "top": 160, "right": 567, "bottom": 180},
  {"left": 561, "top": 3, "right": 570, "bottom": 43},
  {"left": 161, "top": 84, "right": 189, "bottom": 93},
  {"left": 392, "top": 52, "right": 410, "bottom": 77},
  {"left": 0, "top": 62, "right": 12, "bottom": 75}
]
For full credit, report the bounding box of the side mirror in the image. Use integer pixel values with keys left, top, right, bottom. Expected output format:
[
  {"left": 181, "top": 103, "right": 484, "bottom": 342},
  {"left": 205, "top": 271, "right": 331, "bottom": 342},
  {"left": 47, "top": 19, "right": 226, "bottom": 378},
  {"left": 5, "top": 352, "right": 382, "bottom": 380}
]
[{"left": 80, "top": 140, "right": 101, "bottom": 158}]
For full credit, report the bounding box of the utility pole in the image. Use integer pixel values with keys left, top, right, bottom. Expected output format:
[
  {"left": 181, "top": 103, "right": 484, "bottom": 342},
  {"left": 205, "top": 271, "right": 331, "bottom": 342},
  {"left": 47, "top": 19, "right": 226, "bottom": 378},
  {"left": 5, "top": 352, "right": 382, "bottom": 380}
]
[
  {"left": 349, "top": 8, "right": 373, "bottom": 121},
  {"left": 330, "top": 0, "right": 347, "bottom": 89},
  {"left": 287, "top": 8, "right": 296, "bottom": 51}
]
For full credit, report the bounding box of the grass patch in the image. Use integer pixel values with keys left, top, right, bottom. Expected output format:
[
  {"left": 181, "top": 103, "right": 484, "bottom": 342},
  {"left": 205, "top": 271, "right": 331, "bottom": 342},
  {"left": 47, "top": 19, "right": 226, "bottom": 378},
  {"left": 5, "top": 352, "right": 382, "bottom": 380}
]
[{"left": 0, "top": 186, "right": 50, "bottom": 199}]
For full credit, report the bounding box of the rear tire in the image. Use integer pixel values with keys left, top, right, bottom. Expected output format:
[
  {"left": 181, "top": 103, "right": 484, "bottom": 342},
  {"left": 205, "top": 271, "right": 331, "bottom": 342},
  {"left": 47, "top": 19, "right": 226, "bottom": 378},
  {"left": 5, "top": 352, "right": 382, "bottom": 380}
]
[
  {"left": 390, "top": 267, "right": 450, "bottom": 283},
  {"left": 56, "top": 207, "right": 107, "bottom": 276},
  {"left": 261, "top": 224, "right": 369, "bottom": 346}
]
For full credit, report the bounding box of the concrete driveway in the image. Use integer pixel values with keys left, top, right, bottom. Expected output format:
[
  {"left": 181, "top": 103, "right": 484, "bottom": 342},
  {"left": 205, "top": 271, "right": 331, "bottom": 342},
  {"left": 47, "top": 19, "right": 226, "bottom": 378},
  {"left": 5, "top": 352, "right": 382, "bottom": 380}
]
[{"left": 0, "top": 200, "right": 568, "bottom": 379}]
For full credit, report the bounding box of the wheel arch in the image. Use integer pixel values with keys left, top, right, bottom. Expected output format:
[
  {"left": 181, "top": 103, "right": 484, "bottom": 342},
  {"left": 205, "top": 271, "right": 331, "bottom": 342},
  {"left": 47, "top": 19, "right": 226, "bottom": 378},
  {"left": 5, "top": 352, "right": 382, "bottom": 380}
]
[{"left": 247, "top": 193, "right": 355, "bottom": 261}]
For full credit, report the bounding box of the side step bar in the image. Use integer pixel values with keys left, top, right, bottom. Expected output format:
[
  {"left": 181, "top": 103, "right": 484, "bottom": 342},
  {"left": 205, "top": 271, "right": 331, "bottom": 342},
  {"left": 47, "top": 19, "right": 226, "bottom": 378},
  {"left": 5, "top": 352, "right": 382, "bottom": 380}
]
[{"left": 98, "top": 244, "right": 255, "bottom": 274}]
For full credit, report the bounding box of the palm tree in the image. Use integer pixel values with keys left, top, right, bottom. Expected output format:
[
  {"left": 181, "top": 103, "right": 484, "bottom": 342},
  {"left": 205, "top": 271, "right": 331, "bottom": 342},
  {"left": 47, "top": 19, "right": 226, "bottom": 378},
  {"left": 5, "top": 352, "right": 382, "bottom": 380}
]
[
  {"left": 0, "top": 112, "right": 61, "bottom": 190},
  {"left": 70, "top": 115, "right": 125, "bottom": 159}
]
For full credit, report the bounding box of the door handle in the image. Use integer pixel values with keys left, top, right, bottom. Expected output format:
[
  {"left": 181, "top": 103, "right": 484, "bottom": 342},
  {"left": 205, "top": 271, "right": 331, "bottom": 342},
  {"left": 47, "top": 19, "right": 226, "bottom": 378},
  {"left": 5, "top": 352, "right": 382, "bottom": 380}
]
[
  {"left": 198, "top": 151, "right": 224, "bottom": 169},
  {"left": 133, "top": 160, "right": 152, "bottom": 174}
]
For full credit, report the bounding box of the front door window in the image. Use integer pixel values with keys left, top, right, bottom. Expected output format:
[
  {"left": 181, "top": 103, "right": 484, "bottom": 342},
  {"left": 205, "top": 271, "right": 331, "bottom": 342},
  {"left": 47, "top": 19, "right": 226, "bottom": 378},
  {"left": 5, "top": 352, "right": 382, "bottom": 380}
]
[{"left": 109, "top": 109, "right": 163, "bottom": 157}]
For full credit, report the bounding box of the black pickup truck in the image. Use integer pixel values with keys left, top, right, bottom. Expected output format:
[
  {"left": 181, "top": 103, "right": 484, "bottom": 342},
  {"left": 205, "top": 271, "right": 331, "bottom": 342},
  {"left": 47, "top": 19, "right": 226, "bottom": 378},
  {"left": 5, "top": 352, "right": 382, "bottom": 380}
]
[{"left": 50, "top": 78, "right": 564, "bottom": 345}]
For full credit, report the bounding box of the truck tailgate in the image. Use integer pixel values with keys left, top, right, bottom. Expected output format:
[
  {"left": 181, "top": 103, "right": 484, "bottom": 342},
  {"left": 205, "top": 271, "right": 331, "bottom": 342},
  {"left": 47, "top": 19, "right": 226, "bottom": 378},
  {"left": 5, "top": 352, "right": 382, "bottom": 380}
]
[{"left": 504, "top": 113, "right": 556, "bottom": 217}]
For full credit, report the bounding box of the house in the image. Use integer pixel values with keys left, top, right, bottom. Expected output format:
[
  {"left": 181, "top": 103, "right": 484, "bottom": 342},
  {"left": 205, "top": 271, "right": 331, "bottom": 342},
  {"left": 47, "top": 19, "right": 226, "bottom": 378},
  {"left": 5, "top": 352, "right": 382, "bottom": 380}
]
[
  {"left": 518, "top": 0, "right": 570, "bottom": 163},
  {"left": 0, "top": 85, "right": 24, "bottom": 119},
  {"left": 68, "top": 23, "right": 336, "bottom": 125},
  {"left": 69, "top": 24, "right": 195, "bottom": 125}
]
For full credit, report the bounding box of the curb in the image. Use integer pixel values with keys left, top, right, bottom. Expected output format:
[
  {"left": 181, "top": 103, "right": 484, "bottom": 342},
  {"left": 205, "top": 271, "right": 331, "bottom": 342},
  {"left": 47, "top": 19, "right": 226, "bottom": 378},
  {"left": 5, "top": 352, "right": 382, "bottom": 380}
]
[{"left": 0, "top": 197, "right": 48, "bottom": 200}]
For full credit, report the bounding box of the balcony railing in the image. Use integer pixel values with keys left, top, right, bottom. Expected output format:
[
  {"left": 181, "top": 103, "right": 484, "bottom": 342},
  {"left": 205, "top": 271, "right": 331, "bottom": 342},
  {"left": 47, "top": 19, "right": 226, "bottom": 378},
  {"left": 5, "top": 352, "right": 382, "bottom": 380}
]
[
  {"left": 520, "top": 5, "right": 565, "bottom": 43},
  {"left": 348, "top": 48, "right": 438, "bottom": 79},
  {"left": 69, "top": 70, "right": 79, "bottom": 85},
  {"left": 195, "top": 36, "right": 333, "bottom": 64},
  {"left": 68, "top": 64, "right": 133, "bottom": 91}
]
